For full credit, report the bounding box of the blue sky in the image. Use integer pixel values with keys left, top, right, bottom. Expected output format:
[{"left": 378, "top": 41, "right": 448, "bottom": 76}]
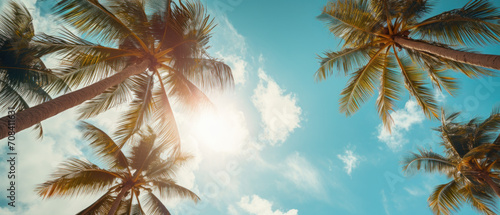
[{"left": 1, "top": 0, "right": 500, "bottom": 214}]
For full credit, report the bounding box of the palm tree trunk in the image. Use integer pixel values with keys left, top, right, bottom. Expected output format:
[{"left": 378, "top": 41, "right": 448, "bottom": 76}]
[
  {"left": 108, "top": 184, "right": 133, "bottom": 215},
  {"left": 483, "top": 175, "right": 500, "bottom": 197},
  {"left": 0, "top": 61, "right": 149, "bottom": 139},
  {"left": 394, "top": 36, "right": 500, "bottom": 71}
]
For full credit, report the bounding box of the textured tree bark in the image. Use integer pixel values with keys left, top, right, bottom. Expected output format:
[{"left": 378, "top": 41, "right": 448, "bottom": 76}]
[
  {"left": 107, "top": 183, "right": 133, "bottom": 215},
  {"left": 0, "top": 61, "right": 149, "bottom": 139},
  {"left": 394, "top": 36, "right": 500, "bottom": 71}
]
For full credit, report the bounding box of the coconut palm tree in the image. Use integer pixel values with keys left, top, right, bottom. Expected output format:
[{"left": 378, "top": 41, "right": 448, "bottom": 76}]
[
  {"left": 0, "top": 1, "right": 68, "bottom": 137},
  {"left": 402, "top": 108, "right": 500, "bottom": 215},
  {"left": 37, "top": 122, "right": 199, "bottom": 215},
  {"left": 0, "top": 0, "right": 233, "bottom": 145},
  {"left": 316, "top": 0, "right": 500, "bottom": 130}
]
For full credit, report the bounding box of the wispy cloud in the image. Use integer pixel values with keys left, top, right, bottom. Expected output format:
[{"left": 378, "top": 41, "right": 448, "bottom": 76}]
[
  {"left": 252, "top": 69, "right": 302, "bottom": 145},
  {"left": 231, "top": 195, "right": 298, "bottom": 215},
  {"left": 381, "top": 190, "right": 391, "bottom": 215},
  {"left": 337, "top": 149, "right": 360, "bottom": 176},
  {"left": 377, "top": 100, "right": 425, "bottom": 151},
  {"left": 282, "top": 152, "right": 323, "bottom": 195}
]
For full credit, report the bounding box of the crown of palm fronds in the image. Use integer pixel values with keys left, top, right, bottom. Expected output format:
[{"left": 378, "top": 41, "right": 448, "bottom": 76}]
[
  {"left": 317, "top": 0, "right": 500, "bottom": 130},
  {"left": 37, "top": 122, "right": 199, "bottom": 215},
  {"left": 402, "top": 108, "right": 500, "bottom": 215},
  {"left": 31, "top": 0, "right": 233, "bottom": 148}
]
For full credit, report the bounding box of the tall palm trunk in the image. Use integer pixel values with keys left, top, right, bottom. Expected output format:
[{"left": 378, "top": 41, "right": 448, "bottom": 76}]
[
  {"left": 483, "top": 174, "right": 500, "bottom": 197},
  {"left": 108, "top": 183, "right": 133, "bottom": 215},
  {"left": 0, "top": 61, "right": 149, "bottom": 139},
  {"left": 394, "top": 36, "right": 500, "bottom": 71}
]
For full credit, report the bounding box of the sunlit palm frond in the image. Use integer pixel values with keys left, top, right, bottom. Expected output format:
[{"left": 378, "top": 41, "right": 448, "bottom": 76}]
[
  {"left": 115, "top": 74, "right": 155, "bottom": 147},
  {"left": 339, "top": 47, "right": 388, "bottom": 116},
  {"left": 108, "top": 0, "right": 151, "bottom": 46},
  {"left": 143, "top": 192, "right": 171, "bottom": 215},
  {"left": 393, "top": 49, "right": 438, "bottom": 118},
  {"left": 129, "top": 129, "right": 157, "bottom": 172},
  {"left": 411, "top": 0, "right": 500, "bottom": 46},
  {"left": 319, "top": 0, "right": 382, "bottom": 48},
  {"left": 177, "top": 57, "right": 233, "bottom": 91},
  {"left": 428, "top": 180, "right": 464, "bottom": 215},
  {"left": 151, "top": 179, "right": 200, "bottom": 203},
  {"left": 36, "top": 158, "right": 121, "bottom": 198},
  {"left": 76, "top": 191, "right": 114, "bottom": 215},
  {"left": 376, "top": 53, "right": 402, "bottom": 130},
  {"left": 77, "top": 78, "right": 133, "bottom": 119},
  {"left": 78, "top": 122, "right": 129, "bottom": 170},
  {"left": 402, "top": 148, "right": 456, "bottom": 176},
  {"left": 397, "top": 0, "right": 433, "bottom": 25},
  {"left": 161, "top": 65, "right": 212, "bottom": 110},
  {"left": 316, "top": 44, "right": 374, "bottom": 80},
  {"left": 150, "top": 86, "right": 181, "bottom": 153},
  {"left": 54, "top": 0, "right": 145, "bottom": 47}
]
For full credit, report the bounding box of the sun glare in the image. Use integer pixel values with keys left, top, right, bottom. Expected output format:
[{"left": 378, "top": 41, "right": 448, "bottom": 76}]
[{"left": 192, "top": 107, "right": 248, "bottom": 153}]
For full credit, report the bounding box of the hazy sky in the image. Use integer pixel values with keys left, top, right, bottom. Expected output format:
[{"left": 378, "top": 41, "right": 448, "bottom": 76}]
[{"left": 1, "top": 0, "right": 500, "bottom": 214}]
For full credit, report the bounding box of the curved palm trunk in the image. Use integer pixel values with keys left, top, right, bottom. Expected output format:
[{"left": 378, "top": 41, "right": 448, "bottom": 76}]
[
  {"left": 394, "top": 36, "right": 500, "bottom": 71},
  {"left": 108, "top": 184, "right": 133, "bottom": 215},
  {"left": 0, "top": 61, "right": 149, "bottom": 139},
  {"left": 483, "top": 175, "right": 500, "bottom": 197}
]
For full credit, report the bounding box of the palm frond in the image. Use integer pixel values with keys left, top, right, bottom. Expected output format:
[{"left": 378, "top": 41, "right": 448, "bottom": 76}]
[
  {"left": 36, "top": 158, "right": 121, "bottom": 198},
  {"left": 54, "top": 0, "right": 146, "bottom": 48},
  {"left": 78, "top": 122, "right": 129, "bottom": 170},
  {"left": 319, "top": 0, "right": 382, "bottom": 48},
  {"left": 402, "top": 148, "right": 456, "bottom": 176},
  {"left": 460, "top": 184, "right": 498, "bottom": 215},
  {"left": 339, "top": 47, "right": 387, "bottom": 116},
  {"left": 411, "top": 0, "right": 500, "bottom": 46},
  {"left": 376, "top": 53, "right": 402, "bottom": 130},
  {"left": 428, "top": 180, "right": 464, "bottom": 215},
  {"left": 77, "top": 78, "right": 133, "bottom": 119},
  {"left": 107, "top": 0, "right": 151, "bottom": 47},
  {"left": 150, "top": 85, "right": 181, "bottom": 153},
  {"left": 115, "top": 73, "right": 155, "bottom": 147},
  {"left": 393, "top": 49, "right": 438, "bottom": 119},
  {"left": 151, "top": 179, "right": 200, "bottom": 203},
  {"left": 316, "top": 44, "right": 373, "bottom": 80},
  {"left": 143, "top": 192, "right": 172, "bottom": 215},
  {"left": 76, "top": 191, "right": 114, "bottom": 215}
]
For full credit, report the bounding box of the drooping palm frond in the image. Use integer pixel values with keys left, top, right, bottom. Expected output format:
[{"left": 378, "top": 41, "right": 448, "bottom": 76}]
[
  {"left": 376, "top": 53, "right": 402, "bottom": 129},
  {"left": 411, "top": 0, "right": 500, "bottom": 46},
  {"left": 460, "top": 184, "right": 498, "bottom": 215},
  {"left": 77, "top": 78, "right": 133, "bottom": 119},
  {"left": 78, "top": 122, "right": 129, "bottom": 169},
  {"left": 152, "top": 179, "right": 200, "bottom": 203},
  {"left": 402, "top": 148, "right": 456, "bottom": 177},
  {"left": 428, "top": 180, "right": 464, "bottom": 215},
  {"left": 316, "top": 44, "right": 373, "bottom": 79},
  {"left": 339, "top": 47, "right": 387, "bottom": 116},
  {"left": 143, "top": 192, "right": 172, "bottom": 215},
  {"left": 36, "top": 158, "right": 121, "bottom": 198},
  {"left": 76, "top": 191, "right": 115, "bottom": 215}
]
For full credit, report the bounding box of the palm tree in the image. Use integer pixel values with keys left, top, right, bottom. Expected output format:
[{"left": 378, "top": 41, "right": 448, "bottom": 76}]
[
  {"left": 0, "top": 1, "right": 68, "bottom": 137},
  {"left": 0, "top": 0, "right": 233, "bottom": 145},
  {"left": 316, "top": 0, "right": 500, "bottom": 129},
  {"left": 402, "top": 108, "right": 500, "bottom": 215},
  {"left": 37, "top": 122, "right": 199, "bottom": 215}
]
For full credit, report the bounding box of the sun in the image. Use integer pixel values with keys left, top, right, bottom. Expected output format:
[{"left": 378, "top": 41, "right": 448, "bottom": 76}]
[{"left": 192, "top": 107, "right": 248, "bottom": 153}]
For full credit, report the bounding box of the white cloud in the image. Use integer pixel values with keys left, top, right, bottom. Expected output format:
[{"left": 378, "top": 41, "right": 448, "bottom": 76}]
[
  {"left": 252, "top": 69, "right": 302, "bottom": 145},
  {"left": 381, "top": 190, "right": 391, "bottom": 215},
  {"left": 377, "top": 100, "right": 425, "bottom": 151},
  {"left": 282, "top": 152, "right": 323, "bottom": 195},
  {"left": 236, "top": 195, "right": 298, "bottom": 215},
  {"left": 337, "top": 149, "right": 360, "bottom": 176}
]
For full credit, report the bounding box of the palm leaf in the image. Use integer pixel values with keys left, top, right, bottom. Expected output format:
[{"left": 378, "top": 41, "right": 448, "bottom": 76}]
[
  {"left": 77, "top": 78, "right": 133, "bottom": 119},
  {"left": 460, "top": 184, "right": 498, "bottom": 215},
  {"left": 36, "top": 158, "right": 121, "bottom": 198},
  {"left": 78, "top": 122, "right": 129, "bottom": 170},
  {"left": 428, "top": 180, "right": 464, "bottom": 215},
  {"left": 316, "top": 44, "right": 373, "bottom": 80},
  {"left": 143, "top": 192, "right": 171, "bottom": 215},
  {"left": 76, "top": 191, "right": 114, "bottom": 215},
  {"left": 151, "top": 179, "right": 200, "bottom": 203},
  {"left": 411, "top": 0, "right": 500, "bottom": 46},
  {"left": 376, "top": 53, "right": 402, "bottom": 130},
  {"left": 402, "top": 148, "right": 456, "bottom": 177}
]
